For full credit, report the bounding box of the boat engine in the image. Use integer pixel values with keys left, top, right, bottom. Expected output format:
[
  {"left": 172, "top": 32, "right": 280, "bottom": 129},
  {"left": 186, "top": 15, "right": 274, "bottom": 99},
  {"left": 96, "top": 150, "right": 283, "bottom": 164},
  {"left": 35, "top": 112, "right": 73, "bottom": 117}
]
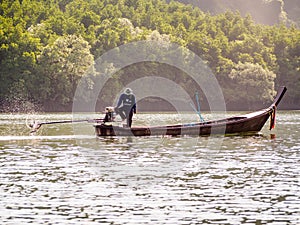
[{"left": 103, "top": 106, "right": 116, "bottom": 123}]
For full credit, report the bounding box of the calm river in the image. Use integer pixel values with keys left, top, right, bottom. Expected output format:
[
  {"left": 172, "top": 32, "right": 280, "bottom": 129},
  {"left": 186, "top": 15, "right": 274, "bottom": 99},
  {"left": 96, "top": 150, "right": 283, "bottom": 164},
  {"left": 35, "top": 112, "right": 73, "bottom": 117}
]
[{"left": 0, "top": 111, "right": 299, "bottom": 225}]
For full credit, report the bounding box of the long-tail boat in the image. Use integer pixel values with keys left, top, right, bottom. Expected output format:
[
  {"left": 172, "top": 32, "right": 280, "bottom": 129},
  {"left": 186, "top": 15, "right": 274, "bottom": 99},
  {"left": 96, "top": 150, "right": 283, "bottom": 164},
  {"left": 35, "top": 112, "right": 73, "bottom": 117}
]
[{"left": 94, "top": 87, "right": 286, "bottom": 137}]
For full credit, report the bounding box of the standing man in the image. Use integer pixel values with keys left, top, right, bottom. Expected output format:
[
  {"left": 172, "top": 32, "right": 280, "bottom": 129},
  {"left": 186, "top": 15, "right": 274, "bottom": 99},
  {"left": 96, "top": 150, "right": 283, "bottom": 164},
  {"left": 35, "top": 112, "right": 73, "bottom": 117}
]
[{"left": 115, "top": 88, "right": 136, "bottom": 127}]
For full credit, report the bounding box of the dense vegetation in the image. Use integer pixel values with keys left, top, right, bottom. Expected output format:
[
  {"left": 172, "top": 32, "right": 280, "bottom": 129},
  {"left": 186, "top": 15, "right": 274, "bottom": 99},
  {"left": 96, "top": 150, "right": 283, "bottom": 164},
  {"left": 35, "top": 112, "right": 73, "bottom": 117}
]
[{"left": 1, "top": 0, "right": 299, "bottom": 112}]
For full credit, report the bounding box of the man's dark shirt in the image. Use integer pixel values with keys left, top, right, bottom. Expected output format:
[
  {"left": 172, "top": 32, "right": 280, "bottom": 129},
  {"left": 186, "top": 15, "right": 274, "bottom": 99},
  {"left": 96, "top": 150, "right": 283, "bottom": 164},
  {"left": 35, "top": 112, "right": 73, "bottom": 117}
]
[{"left": 116, "top": 93, "right": 136, "bottom": 113}]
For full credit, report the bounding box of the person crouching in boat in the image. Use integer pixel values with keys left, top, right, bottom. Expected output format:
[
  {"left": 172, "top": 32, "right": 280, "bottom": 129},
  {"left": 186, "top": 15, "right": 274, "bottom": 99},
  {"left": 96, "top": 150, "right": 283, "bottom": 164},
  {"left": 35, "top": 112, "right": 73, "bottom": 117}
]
[
  {"left": 103, "top": 106, "right": 115, "bottom": 123},
  {"left": 115, "top": 88, "right": 136, "bottom": 127}
]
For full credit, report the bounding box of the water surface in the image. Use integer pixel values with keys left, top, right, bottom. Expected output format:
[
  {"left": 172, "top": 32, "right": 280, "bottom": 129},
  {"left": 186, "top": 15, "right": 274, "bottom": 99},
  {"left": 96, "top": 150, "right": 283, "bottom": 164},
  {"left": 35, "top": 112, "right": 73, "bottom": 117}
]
[{"left": 0, "top": 111, "right": 299, "bottom": 224}]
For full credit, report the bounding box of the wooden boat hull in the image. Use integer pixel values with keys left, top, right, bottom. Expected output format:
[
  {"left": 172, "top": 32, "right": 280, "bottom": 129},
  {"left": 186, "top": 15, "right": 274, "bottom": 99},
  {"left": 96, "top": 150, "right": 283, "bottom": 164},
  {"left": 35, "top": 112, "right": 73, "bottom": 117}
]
[
  {"left": 94, "top": 87, "right": 286, "bottom": 137},
  {"left": 94, "top": 110, "right": 270, "bottom": 136}
]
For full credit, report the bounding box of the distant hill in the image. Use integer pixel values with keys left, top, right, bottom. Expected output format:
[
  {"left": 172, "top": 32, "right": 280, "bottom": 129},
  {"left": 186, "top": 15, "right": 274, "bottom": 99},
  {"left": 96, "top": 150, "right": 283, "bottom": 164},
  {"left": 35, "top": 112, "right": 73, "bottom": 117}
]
[
  {"left": 285, "top": 0, "right": 300, "bottom": 26},
  {"left": 177, "top": 0, "right": 300, "bottom": 27},
  {"left": 1, "top": 0, "right": 299, "bottom": 111}
]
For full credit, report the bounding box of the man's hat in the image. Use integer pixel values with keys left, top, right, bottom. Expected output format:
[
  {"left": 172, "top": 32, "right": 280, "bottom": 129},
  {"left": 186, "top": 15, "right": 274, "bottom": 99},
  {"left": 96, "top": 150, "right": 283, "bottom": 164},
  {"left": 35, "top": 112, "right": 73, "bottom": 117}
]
[{"left": 124, "top": 88, "right": 133, "bottom": 95}]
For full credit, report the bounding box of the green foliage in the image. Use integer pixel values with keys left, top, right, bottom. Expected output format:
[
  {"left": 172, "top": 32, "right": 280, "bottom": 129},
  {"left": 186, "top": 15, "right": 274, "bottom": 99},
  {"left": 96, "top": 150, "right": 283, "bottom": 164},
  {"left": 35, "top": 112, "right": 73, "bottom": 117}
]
[
  {"left": 0, "top": 13, "right": 41, "bottom": 111},
  {"left": 227, "top": 62, "right": 276, "bottom": 108},
  {"left": 0, "top": 0, "right": 299, "bottom": 111},
  {"left": 36, "top": 35, "right": 94, "bottom": 110}
]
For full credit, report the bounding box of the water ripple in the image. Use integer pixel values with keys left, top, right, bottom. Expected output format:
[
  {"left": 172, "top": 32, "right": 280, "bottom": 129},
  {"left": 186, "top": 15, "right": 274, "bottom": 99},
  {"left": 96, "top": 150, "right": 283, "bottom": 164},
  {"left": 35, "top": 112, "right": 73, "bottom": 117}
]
[{"left": 0, "top": 112, "right": 299, "bottom": 224}]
